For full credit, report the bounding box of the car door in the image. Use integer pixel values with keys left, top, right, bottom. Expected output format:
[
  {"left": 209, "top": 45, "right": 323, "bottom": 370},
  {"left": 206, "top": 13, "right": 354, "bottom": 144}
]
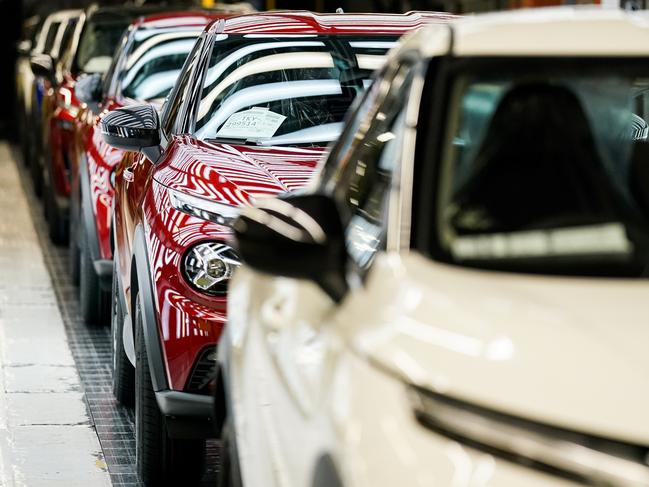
[{"left": 233, "top": 56, "right": 423, "bottom": 487}]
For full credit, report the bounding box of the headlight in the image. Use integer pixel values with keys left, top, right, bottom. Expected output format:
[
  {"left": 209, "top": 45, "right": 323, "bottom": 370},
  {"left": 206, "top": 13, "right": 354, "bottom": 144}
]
[
  {"left": 183, "top": 241, "right": 240, "bottom": 296},
  {"left": 168, "top": 187, "right": 241, "bottom": 226}
]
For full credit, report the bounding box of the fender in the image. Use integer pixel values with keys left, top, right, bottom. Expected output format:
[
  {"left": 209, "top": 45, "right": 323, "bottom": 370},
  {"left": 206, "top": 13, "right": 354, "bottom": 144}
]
[
  {"left": 132, "top": 225, "right": 215, "bottom": 437},
  {"left": 132, "top": 223, "right": 169, "bottom": 392},
  {"left": 79, "top": 153, "right": 112, "bottom": 278}
]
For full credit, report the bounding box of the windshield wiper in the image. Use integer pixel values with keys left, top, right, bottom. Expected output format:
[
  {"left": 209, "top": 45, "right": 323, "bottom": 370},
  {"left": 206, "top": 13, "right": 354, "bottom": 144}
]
[{"left": 205, "top": 137, "right": 265, "bottom": 146}]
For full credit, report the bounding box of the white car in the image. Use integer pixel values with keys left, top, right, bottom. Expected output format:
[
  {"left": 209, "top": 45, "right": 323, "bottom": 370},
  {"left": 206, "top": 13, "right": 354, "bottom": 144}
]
[{"left": 217, "top": 8, "right": 649, "bottom": 487}]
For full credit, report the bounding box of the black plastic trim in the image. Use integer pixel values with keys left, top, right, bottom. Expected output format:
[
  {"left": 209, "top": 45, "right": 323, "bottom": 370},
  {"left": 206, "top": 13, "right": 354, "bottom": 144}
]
[
  {"left": 133, "top": 224, "right": 169, "bottom": 392},
  {"left": 156, "top": 390, "right": 213, "bottom": 417},
  {"left": 79, "top": 156, "right": 102, "bottom": 263},
  {"left": 156, "top": 390, "right": 216, "bottom": 439}
]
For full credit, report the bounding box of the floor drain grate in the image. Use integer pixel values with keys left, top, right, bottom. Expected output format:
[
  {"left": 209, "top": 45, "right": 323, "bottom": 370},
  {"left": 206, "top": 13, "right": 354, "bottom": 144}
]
[{"left": 12, "top": 146, "right": 219, "bottom": 487}]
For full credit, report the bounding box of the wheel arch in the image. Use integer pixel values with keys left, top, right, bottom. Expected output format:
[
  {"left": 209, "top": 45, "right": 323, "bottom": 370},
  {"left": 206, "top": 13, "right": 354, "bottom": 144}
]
[{"left": 132, "top": 224, "right": 169, "bottom": 392}]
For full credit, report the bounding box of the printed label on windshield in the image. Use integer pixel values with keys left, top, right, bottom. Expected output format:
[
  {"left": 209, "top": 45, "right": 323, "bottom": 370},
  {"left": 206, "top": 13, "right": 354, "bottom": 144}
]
[{"left": 217, "top": 107, "right": 286, "bottom": 140}]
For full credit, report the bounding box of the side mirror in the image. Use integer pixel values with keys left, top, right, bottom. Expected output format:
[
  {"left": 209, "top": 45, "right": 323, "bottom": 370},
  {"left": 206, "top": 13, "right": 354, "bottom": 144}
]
[
  {"left": 75, "top": 73, "right": 103, "bottom": 105},
  {"left": 30, "top": 53, "right": 54, "bottom": 82},
  {"left": 100, "top": 104, "right": 162, "bottom": 162},
  {"left": 233, "top": 193, "right": 348, "bottom": 302}
]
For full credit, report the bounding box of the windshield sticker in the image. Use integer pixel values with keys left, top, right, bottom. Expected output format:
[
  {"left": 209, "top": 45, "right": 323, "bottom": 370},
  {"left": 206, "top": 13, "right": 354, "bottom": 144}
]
[
  {"left": 217, "top": 107, "right": 286, "bottom": 140},
  {"left": 451, "top": 223, "right": 633, "bottom": 260}
]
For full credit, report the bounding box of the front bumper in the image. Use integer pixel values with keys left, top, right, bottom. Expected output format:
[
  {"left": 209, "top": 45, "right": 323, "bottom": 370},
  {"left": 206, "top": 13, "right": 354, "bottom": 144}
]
[{"left": 156, "top": 390, "right": 216, "bottom": 439}]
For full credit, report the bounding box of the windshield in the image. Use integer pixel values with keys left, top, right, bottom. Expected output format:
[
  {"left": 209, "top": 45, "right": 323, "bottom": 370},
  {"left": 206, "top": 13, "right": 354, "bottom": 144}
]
[
  {"left": 119, "top": 27, "right": 204, "bottom": 102},
  {"left": 75, "top": 19, "right": 129, "bottom": 74},
  {"left": 194, "top": 34, "right": 399, "bottom": 147},
  {"left": 435, "top": 64, "right": 649, "bottom": 277}
]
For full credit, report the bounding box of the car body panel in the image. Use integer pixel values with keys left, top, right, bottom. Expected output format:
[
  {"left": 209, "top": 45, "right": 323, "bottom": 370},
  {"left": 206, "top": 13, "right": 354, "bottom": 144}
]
[{"left": 350, "top": 252, "right": 649, "bottom": 445}]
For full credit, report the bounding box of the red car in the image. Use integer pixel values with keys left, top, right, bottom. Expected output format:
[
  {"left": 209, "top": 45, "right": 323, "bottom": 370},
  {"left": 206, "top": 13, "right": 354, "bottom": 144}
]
[
  {"left": 67, "top": 12, "right": 225, "bottom": 325},
  {"left": 102, "top": 11, "right": 452, "bottom": 485},
  {"left": 39, "top": 6, "right": 171, "bottom": 242}
]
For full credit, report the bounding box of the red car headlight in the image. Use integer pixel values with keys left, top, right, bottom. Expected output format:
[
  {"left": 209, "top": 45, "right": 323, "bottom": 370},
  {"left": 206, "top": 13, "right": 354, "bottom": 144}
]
[{"left": 182, "top": 241, "right": 240, "bottom": 296}]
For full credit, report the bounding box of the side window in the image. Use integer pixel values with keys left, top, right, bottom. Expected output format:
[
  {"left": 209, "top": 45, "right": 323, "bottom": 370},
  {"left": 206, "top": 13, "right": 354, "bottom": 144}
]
[
  {"left": 43, "top": 21, "right": 61, "bottom": 55},
  {"left": 103, "top": 30, "right": 131, "bottom": 98},
  {"left": 330, "top": 61, "right": 415, "bottom": 272},
  {"left": 160, "top": 36, "right": 204, "bottom": 136}
]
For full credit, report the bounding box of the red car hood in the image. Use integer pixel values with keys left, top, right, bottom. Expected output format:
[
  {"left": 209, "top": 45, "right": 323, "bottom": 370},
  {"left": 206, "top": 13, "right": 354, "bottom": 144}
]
[{"left": 153, "top": 136, "right": 326, "bottom": 206}]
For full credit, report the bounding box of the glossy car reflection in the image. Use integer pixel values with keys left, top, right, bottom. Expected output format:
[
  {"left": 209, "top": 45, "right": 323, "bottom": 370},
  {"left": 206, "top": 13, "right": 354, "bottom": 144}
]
[
  {"left": 24, "top": 9, "right": 80, "bottom": 188},
  {"left": 67, "top": 11, "right": 223, "bottom": 328},
  {"left": 103, "top": 10, "right": 452, "bottom": 486},
  {"left": 222, "top": 9, "right": 649, "bottom": 487},
  {"left": 39, "top": 5, "right": 171, "bottom": 248}
]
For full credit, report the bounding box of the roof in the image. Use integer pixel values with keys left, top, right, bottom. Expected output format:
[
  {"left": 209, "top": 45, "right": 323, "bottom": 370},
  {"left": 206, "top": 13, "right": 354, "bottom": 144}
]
[
  {"left": 44, "top": 9, "right": 82, "bottom": 22},
  {"left": 406, "top": 7, "right": 649, "bottom": 58},
  {"left": 134, "top": 11, "right": 232, "bottom": 30},
  {"left": 207, "top": 10, "right": 455, "bottom": 35}
]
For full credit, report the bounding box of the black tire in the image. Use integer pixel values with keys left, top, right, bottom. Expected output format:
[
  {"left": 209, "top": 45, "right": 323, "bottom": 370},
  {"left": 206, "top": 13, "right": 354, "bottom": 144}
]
[
  {"left": 111, "top": 262, "right": 134, "bottom": 406},
  {"left": 29, "top": 104, "right": 43, "bottom": 197},
  {"left": 134, "top": 294, "right": 206, "bottom": 486},
  {"left": 218, "top": 420, "right": 242, "bottom": 487},
  {"left": 69, "top": 180, "right": 81, "bottom": 285},
  {"left": 44, "top": 173, "right": 68, "bottom": 245},
  {"left": 79, "top": 225, "right": 109, "bottom": 325}
]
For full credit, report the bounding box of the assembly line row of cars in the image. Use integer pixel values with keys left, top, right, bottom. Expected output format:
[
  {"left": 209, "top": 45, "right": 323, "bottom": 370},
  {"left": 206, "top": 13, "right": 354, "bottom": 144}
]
[{"left": 15, "top": 3, "right": 649, "bottom": 487}]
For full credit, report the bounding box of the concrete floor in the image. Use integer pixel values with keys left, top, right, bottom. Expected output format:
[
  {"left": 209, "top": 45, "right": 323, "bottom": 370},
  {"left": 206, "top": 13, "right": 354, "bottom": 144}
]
[{"left": 0, "top": 143, "right": 111, "bottom": 486}]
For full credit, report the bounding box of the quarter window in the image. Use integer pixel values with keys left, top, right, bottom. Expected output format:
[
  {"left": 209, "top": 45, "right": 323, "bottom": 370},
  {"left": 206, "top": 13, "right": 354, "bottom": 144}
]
[{"left": 326, "top": 61, "right": 416, "bottom": 272}]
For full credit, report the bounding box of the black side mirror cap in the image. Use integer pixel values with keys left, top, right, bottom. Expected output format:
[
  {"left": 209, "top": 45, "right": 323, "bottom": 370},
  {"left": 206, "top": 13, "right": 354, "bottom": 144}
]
[
  {"left": 100, "top": 104, "right": 162, "bottom": 161},
  {"left": 233, "top": 193, "right": 349, "bottom": 302},
  {"left": 75, "top": 73, "right": 103, "bottom": 105},
  {"left": 30, "top": 53, "right": 54, "bottom": 82}
]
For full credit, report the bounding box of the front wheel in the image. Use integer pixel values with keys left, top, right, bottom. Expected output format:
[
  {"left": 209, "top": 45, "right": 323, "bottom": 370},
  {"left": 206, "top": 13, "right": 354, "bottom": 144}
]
[{"left": 134, "top": 294, "right": 206, "bottom": 486}]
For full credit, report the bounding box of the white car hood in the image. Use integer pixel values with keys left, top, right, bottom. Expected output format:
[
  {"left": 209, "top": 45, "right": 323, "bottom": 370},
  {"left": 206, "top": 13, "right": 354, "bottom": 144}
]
[{"left": 347, "top": 252, "right": 649, "bottom": 445}]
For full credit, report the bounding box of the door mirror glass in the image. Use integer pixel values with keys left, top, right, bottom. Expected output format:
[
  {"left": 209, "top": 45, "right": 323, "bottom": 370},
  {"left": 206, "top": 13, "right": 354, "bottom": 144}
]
[
  {"left": 233, "top": 194, "right": 348, "bottom": 302},
  {"left": 101, "top": 104, "right": 161, "bottom": 160},
  {"left": 75, "top": 73, "right": 103, "bottom": 105},
  {"left": 30, "top": 53, "right": 54, "bottom": 81}
]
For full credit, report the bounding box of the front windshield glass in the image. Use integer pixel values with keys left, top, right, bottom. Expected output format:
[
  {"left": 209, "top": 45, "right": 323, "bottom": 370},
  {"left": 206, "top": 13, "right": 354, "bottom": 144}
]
[
  {"left": 119, "top": 27, "right": 204, "bottom": 102},
  {"left": 435, "top": 65, "right": 649, "bottom": 277},
  {"left": 76, "top": 18, "right": 129, "bottom": 74},
  {"left": 194, "top": 34, "right": 399, "bottom": 147}
]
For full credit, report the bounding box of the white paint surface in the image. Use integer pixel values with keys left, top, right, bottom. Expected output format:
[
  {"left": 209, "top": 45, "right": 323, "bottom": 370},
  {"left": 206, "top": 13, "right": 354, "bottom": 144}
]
[{"left": 0, "top": 144, "right": 111, "bottom": 486}]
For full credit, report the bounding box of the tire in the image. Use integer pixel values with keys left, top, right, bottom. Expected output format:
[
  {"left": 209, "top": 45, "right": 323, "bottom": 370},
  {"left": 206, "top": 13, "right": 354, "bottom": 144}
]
[
  {"left": 29, "top": 111, "right": 43, "bottom": 197},
  {"left": 79, "top": 225, "right": 109, "bottom": 325},
  {"left": 69, "top": 180, "right": 81, "bottom": 285},
  {"left": 45, "top": 173, "right": 68, "bottom": 245},
  {"left": 218, "top": 420, "right": 242, "bottom": 487},
  {"left": 111, "top": 261, "right": 134, "bottom": 406},
  {"left": 134, "top": 294, "right": 206, "bottom": 486}
]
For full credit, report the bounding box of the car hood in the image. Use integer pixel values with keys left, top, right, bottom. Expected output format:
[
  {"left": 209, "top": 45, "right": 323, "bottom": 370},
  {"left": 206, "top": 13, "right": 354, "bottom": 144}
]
[
  {"left": 348, "top": 252, "right": 649, "bottom": 445},
  {"left": 153, "top": 136, "right": 326, "bottom": 206}
]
